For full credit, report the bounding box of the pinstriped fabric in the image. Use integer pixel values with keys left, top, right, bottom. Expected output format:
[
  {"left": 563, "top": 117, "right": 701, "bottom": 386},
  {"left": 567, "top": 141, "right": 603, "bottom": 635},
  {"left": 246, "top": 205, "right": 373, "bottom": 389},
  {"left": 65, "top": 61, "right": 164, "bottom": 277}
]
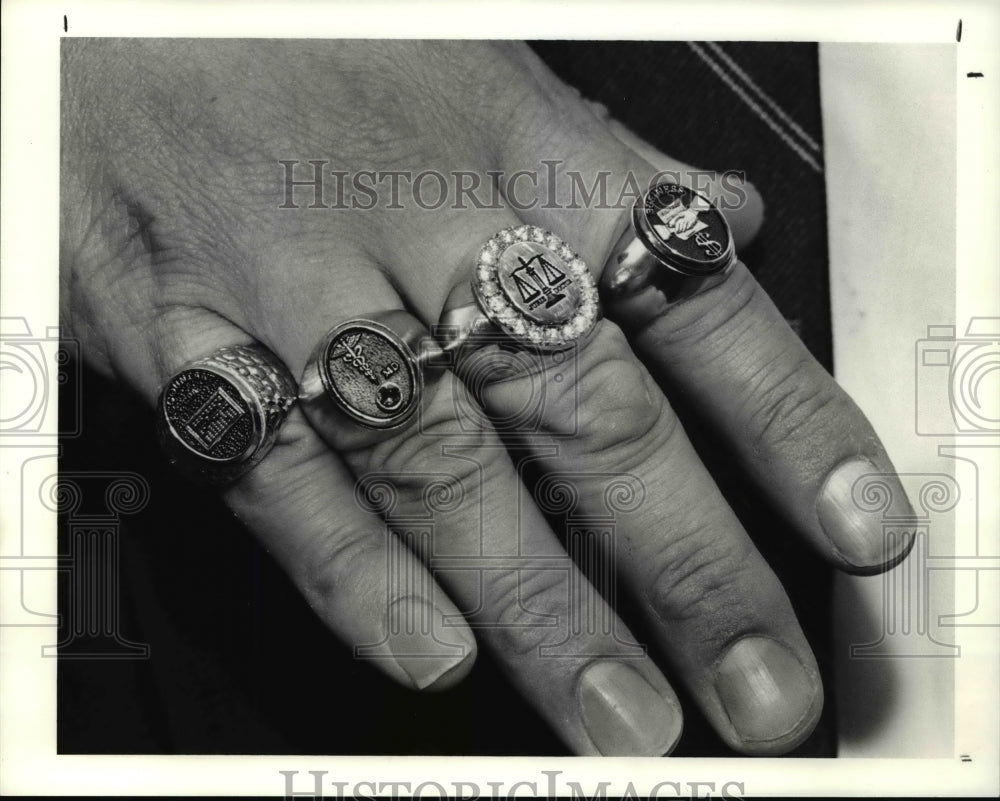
[
  {"left": 688, "top": 42, "right": 824, "bottom": 173},
  {"left": 702, "top": 42, "right": 822, "bottom": 154}
]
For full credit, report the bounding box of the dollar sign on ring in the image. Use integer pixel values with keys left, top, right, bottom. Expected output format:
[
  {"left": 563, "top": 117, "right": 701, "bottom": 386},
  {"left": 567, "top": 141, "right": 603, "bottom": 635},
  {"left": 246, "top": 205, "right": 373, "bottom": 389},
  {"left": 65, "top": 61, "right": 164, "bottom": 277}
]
[{"left": 695, "top": 231, "right": 723, "bottom": 257}]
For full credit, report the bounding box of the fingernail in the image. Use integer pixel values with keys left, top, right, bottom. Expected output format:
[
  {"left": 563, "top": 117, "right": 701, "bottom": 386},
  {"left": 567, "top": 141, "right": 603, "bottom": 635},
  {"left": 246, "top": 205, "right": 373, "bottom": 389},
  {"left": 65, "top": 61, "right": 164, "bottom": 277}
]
[
  {"left": 386, "top": 596, "right": 475, "bottom": 691},
  {"left": 715, "top": 637, "right": 819, "bottom": 744},
  {"left": 578, "top": 662, "right": 683, "bottom": 756},
  {"left": 817, "top": 458, "right": 915, "bottom": 570}
]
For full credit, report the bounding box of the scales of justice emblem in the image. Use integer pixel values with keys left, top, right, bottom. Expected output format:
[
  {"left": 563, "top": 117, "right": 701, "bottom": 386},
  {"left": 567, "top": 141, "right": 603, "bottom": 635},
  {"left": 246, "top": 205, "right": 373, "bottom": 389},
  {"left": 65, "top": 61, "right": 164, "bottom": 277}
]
[
  {"left": 509, "top": 252, "right": 572, "bottom": 311},
  {"left": 472, "top": 225, "right": 599, "bottom": 350}
]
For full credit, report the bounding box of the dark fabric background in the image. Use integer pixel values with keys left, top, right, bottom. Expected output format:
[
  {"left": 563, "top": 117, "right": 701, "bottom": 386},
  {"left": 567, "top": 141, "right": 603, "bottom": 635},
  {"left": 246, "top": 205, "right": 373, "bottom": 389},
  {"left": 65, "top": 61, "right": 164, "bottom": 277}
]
[{"left": 58, "top": 42, "right": 834, "bottom": 757}]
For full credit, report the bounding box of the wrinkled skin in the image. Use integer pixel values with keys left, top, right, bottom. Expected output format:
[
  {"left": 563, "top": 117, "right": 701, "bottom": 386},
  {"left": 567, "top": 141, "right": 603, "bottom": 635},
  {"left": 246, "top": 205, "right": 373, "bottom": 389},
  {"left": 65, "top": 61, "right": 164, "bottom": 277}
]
[{"left": 61, "top": 40, "right": 911, "bottom": 756}]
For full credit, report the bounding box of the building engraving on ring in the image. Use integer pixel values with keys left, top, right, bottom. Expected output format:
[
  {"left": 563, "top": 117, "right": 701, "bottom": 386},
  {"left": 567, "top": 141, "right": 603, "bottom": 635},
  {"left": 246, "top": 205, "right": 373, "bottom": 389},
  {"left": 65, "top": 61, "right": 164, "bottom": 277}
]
[
  {"left": 162, "top": 369, "right": 256, "bottom": 460},
  {"left": 158, "top": 344, "right": 295, "bottom": 484},
  {"left": 321, "top": 323, "right": 418, "bottom": 426},
  {"left": 177, "top": 370, "right": 251, "bottom": 455},
  {"left": 473, "top": 226, "right": 599, "bottom": 350}
]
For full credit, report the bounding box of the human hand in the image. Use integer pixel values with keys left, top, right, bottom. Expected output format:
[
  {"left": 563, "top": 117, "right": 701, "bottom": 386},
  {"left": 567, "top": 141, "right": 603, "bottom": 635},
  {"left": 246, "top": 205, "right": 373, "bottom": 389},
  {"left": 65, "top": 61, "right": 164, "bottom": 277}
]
[
  {"left": 671, "top": 208, "right": 699, "bottom": 233},
  {"left": 61, "top": 38, "right": 913, "bottom": 756}
]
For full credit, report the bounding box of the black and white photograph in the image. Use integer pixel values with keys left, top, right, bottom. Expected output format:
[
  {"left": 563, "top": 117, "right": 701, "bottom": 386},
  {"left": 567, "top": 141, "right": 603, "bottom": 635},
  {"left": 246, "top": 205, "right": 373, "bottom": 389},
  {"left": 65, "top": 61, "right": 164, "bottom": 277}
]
[{"left": 1, "top": 1, "right": 997, "bottom": 798}]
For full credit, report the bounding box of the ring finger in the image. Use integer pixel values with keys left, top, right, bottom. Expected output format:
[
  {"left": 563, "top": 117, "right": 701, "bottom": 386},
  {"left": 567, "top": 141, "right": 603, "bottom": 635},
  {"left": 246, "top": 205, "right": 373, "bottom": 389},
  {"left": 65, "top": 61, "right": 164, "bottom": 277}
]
[
  {"left": 379, "top": 198, "right": 823, "bottom": 754},
  {"left": 261, "top": 228, "right": 686, "bottom": 756}
]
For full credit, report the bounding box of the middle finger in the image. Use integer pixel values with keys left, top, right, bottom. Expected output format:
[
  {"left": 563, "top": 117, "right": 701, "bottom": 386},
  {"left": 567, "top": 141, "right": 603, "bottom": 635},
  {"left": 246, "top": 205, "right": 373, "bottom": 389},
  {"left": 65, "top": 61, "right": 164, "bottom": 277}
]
[
  {"left": 384, "top": 208, "right": 822, "bottom": 755},
  {"left": 273, "top": 240, "right": 685, "bottom": 756}
]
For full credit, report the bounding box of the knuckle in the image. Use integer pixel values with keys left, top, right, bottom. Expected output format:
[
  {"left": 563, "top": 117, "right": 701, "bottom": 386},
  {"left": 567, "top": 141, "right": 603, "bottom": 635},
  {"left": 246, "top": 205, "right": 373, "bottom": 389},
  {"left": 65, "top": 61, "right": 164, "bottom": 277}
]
[
  {"left": 227, "top": 418, "right": 350, "bottom": 540},
  {"left": 229, "top": 415, "right": 325, "bottom": 505},
  {"left": 744, "top": 357, "right": 849, "bottom": 452},
  {"left": 354, "top": 387, "right": 489, "bottom": 475},
  {"left": 369, "top": 427, "right": 489, "bottom": 492},
  {"left": 226, "top": 424, "right": 389, "bottom": 616},
  {"left": 389, "top": 462, "right": 481, "bottom": 524},
  {"left": 351, "top": 423, "right": 505, "bottom": 529},
  {"left": 641, "top": 263, "right": 759, "bottom": 353},
  {"left": 486, "top": 567, "right": 569, "bottom": 658},
  {"left": 646, "top": 529, "right": 756, "bottom": 640},
  {"left": 358, "top": 381, "right": 509, "bottom": 493},
  {"left": 473, "top": 343, "right": 581, "bottom": 439},
  {"left": 570, "top": 327, "right": 681, "bottom": 468},
  {"left": 575, "top": 359, "right": 670, "bottom": 453},
  {"left": 299, "top": 526, "right": 384, "bottom": 614}
]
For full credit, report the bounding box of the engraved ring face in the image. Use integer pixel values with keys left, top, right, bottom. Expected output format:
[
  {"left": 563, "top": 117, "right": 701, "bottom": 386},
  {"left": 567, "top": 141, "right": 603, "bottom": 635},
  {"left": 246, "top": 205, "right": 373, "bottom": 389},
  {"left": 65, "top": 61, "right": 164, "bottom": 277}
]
[
  {"left": 157, "top": 344, "right": 296, "bottom": 484},
  {"left": 473, "top": 225, "right": 599, "bottom": 351},
  {"left": 161, "top": 368, "right": 260, "bottom": 463},
  {"left": 319, "top": 320, "right": 420, "bottom": 428},
  {"left": 635, "top": 182, "right": 734, "bottom": 276}
]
